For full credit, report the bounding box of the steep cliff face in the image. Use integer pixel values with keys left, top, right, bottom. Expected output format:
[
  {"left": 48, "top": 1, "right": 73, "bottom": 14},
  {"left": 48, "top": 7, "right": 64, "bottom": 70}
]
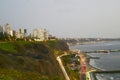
[{"left": 0, "top": 40, "right": 69, "bottom": 80}]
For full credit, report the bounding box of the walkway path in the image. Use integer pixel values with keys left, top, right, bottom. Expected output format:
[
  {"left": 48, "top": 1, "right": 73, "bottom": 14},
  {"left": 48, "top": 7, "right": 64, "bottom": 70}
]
[{"left": 57, "top": 52, "right": 70, "bottom": 80}]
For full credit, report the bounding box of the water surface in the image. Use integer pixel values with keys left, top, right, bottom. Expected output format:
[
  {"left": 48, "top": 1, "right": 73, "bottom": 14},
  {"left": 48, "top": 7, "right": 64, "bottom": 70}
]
[{"left": 70, "top": 41, "right": 120, "bottom": 71}]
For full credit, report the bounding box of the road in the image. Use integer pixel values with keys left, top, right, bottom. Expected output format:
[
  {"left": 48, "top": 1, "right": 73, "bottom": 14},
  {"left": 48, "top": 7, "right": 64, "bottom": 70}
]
[
  {"left": 79, "top": 54, "right": 86, "bottom": 80},
  {"left": 74, "top": 50, "right": 87, "bottom": 80}
]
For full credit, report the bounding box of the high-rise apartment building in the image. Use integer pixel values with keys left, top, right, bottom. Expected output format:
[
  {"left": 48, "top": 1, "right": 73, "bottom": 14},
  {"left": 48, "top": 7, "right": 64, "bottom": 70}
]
[
  {"left": 33, "top": 28, "right": 49, "bottom": 41},
  {"left": 43, "top": 29, "right": 49, "bottom": 40},
  {"left": 5, "top": 23, "right": 13, "bottom": 36},
  {"left": 19, "top": 28, "right": 27, "bottom": 38},
  {"left": 24, "top": 29, "right": 27, "bottom": 36}
]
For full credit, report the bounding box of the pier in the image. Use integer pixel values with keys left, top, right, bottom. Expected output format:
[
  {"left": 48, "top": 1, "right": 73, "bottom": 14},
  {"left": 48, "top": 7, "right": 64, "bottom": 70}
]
[{"left": 83, "top": 49, "right": 120, "bottom": 53}]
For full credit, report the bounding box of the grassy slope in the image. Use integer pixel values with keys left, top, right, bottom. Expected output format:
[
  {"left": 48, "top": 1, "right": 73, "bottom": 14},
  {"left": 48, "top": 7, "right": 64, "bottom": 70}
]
[
  {"left": 0, "top": 40, "right": 69, "bottom": 80},
  {"left": 0, "top": 42, "right": 17, "bottom": 53}
]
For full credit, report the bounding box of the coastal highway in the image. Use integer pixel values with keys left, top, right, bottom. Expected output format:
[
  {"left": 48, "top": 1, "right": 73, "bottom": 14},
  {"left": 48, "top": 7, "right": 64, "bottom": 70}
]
[
  {"left": 79, "top": 52, "right": 86, "bottom": 80},
  {"left": 73, "top": 49, "right": 87, "bottom": 80}
]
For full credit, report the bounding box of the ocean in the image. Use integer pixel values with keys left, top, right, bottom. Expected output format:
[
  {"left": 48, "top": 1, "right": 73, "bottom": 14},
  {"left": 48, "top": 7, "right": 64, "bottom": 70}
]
[
  {"left": 70, "top": 41, "right": 120, "bottom": 71},
  {"left": 70, "top": 41, "right": 120, "bottom": 52}
]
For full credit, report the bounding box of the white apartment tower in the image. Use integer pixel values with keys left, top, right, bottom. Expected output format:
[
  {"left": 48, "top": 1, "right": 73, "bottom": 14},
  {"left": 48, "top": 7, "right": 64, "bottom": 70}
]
[
  {"left": 44, "top": 29, "right": 49, "bottom": 40},
  {"left": 5, "top": 23, "right": 13, "bottom": 36},
  {"left": 33, "top": 28, "right": 49, "bottom": 41},
  {"left": 19, "top": 28, "right": 24, "bottom": 38}
]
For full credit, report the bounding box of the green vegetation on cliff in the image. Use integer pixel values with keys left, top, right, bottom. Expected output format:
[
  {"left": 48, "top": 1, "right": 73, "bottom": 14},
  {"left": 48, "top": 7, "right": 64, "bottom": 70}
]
[
  {"left": 0, "top": 42, "right": 17, "bottom": 53},
  {"left": 0, "top": 40, "right": 69, "bottom": 80},
  {"left": 61, "top": 54, "right": 80, "bottom": 80}
]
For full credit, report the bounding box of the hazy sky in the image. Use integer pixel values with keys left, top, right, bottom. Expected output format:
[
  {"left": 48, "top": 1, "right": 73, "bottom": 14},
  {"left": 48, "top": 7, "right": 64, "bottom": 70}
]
[{"left": 0, "top": 0, "right": 120, "bottom": 38}]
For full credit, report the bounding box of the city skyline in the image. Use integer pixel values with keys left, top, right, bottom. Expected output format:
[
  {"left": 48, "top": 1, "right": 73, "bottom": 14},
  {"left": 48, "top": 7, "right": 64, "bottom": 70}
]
[
  {"left": 0, "top": 23, "right": 50, "bottom": 41},
  {"left": 0, "top": 0, "right": 120, "bottom": 38}
]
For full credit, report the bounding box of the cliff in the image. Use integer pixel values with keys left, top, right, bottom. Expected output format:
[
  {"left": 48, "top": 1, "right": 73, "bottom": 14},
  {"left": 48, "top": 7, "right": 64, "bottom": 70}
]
[{"left": 0, "top": 40, "right": 69, "bottom": 80}]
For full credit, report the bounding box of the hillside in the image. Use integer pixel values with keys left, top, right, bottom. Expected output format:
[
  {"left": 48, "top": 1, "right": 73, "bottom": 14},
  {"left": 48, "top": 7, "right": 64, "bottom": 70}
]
[{"left": 0, "top": 40, "right": 69, "bottom": 80}]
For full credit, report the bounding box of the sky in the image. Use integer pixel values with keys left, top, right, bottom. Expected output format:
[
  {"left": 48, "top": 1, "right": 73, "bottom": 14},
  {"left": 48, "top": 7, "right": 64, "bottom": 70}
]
[{"left": 0, "top": 0, "right": 120, "bottom": 38}]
